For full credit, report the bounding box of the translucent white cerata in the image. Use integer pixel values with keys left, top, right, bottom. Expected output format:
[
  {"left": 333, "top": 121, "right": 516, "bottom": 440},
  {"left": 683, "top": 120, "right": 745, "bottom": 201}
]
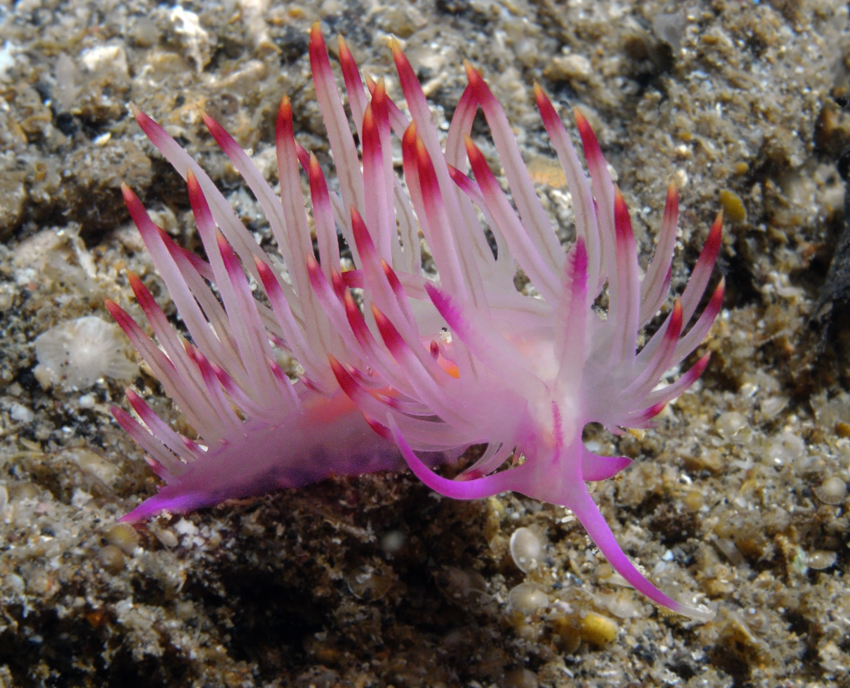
[{"left": 110, "top": 24, "right": 724, "bottom": 621}]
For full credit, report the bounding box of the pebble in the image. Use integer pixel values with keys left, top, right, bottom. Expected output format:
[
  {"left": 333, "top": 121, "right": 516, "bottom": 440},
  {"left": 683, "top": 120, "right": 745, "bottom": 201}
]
[
  {"left": 719, "top": 189, "right": 747, "bottom": 223},
  {"left": 579, "top": 612, "right": 619, "bottom": 647},
  {"left": 153, "top": 528, "right": 179, "bottom": 549},
  {"left": 503, "top": 667, "right": 539, "bottom": 688}
]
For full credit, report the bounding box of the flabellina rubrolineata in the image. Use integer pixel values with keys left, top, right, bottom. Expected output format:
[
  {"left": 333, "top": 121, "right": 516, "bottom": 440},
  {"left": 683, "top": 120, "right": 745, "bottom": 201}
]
[{"left": 108, "top": 24, "right": 724, "bottom": 621}]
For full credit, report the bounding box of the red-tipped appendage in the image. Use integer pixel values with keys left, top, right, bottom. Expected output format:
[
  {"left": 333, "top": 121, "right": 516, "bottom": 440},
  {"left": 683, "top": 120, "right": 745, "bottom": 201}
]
[
  {"left": 626, "top": 299, "right": 684, "bottom": 400},
  {"left": 307, "top": 152, "right": 340, "bottom": 278},
  {"left": 201, "top": 111, "right": 241, "bottom": 159},
  {"left": 360, "top": 100, "right": 393, "bottom": 260},
  {"left": 609, "top": 188, "right": 641, "bottom": 365},
  {"left": 110, "top": 404, "right": 181, "bottom": 479},
  {"left": 680, "top": 212, "right": 724, "bottom": 325},
  {"left": 531, "top": 85, "right": 603, "bottom": 291},
  {"left": 643, "top": 353, "right": 712, "bottom": 411},
  {"left": 555, "top": 239, "right": 589, "bottom": 388},
  {"left": 371, "top": 305, "right": 408, "bottom": 361},
  {"left": 640, "top": 183, "right": 679, "bottom": 325},
  {"left": 533, "top": 83, "right": 558, "bottom": 129},
  {"left": 328, "top": 355, "right": 360, "bottom": 400},
  {"left": 309, "top": 22, "right": 364, "bottom": 229},
  {"left": 327, "top": 354, "right": 397, "bottom": 422},
  {"left": 125, "top": 388, "right": 199, "bottom": 464},
  {"left": 350, "top": 206, "right": 379, "bottom": 270},
  {"left": 573, "top": 108, "right": 605, "bottom": 171},
  {"left": 390, "top": 38, "right": 430, "bottom": 127},
  {"left": 398, "top": 124, "right": 470, "bottom": 299},
  {"left": 574, "top": 107, "right": 617, "bottom": 277},
  {"left": 337, "top": 34, "right": 368, "bottom": 126},
  {"left": 252, "top": 255, "right": 315, "bottom": 375},
  {"left": 464, "top": 63, "right": 563, "bottom": 277},
  {"left": 464, "top": 135, "right": 560, "bottom": 302},
  {"left": 673, "top": 277, "right": 725, "bottom": 364}
]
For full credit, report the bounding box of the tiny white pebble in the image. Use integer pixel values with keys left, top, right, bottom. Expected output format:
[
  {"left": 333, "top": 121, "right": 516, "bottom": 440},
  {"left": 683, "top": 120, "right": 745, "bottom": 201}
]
[
  {"left": 154, "top": 528, "right": 179, "bottom": 549},
  {"left": 6, "top": 573, "right": 25, "bottom": 594},
  {"left": 173, "top": 518, "right": 199, "bottom": 536},
  {"left": 10, "top": 403, "right": 33, "bottom": 423},
  {"left": 380, "top": 530, "right": 405, "bottom": 554},
  {"left": 71, "top": 489, "right": 93, "bottom": 507}
]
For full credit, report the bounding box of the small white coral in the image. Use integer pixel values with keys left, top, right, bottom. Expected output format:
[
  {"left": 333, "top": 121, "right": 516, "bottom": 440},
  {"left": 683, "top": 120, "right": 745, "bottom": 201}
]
[{"left": 34, "top": 316, "right": 137, "bottom": 390}]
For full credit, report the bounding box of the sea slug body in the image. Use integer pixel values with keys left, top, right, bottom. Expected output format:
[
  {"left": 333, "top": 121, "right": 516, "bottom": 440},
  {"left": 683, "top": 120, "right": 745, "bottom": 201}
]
[{"left": 110, "top": 24, "right": 723, "bottom": 621}]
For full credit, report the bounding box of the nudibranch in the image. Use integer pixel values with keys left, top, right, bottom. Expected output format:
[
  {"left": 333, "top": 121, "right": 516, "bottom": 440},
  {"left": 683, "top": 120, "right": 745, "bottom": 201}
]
[{"left": 109, "top": 24, "right": 723, "bottom": 621}]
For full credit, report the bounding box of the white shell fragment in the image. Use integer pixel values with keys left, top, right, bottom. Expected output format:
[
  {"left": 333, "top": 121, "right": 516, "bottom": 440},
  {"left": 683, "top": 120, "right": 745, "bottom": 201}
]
[
  {"left": 508, "top": 583, "right": 549, "bottom": 615},
  {"left": 510, "top": 527, "right": 543, "bottom": 573},
  {"left": 806, "top": 550, "right": 837, "bottom": 571},
  {"left": 764, "top": 432, "right": 805, "bottom": 467},
  {"left": 715, "top": 411, "right": 749, "bottom": 441},
  {"left": 813, "top": 477, "right": 847, "bottom": 506},
  {"left": 760, "top": 395, "right": 788, "bottom": 420}
]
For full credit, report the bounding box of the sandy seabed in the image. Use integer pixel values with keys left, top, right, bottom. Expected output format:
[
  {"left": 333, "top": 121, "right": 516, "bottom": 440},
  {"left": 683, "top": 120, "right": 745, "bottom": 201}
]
[{"left": 0, "top": 1, "right": 849, "bottom": 686}]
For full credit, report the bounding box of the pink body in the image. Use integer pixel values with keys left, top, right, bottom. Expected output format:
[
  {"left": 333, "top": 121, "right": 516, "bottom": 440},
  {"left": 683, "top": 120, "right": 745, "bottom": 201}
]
[{"left": 111, "top": 24, "right": 723, "bottom": 621}]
